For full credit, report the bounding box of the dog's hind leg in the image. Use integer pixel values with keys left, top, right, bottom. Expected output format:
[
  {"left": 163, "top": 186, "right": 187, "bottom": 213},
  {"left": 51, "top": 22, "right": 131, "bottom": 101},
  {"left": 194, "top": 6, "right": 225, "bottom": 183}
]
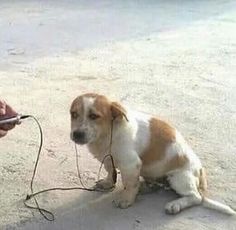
[{"left": 165, "top": 170, "right": 202, "bottom": 214}]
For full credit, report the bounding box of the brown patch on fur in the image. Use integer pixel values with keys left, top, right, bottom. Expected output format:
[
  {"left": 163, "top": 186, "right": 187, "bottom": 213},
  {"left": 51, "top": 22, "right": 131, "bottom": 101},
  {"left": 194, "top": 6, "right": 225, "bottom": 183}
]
[
  {"left": 71, "top": 93, "right": 112, "bottom": 119},
  {"left": 71, "top": 93, "right": 127, "bottom": 122},
  {"left": 92, "top": 95, "right": 116, "bottom": 134},
  {"left": 71, "top": 93, "right": 128, "bottom": 121},
  {"left": 198, "top": 167, "right": 208, "bottom": 196},
  {"left": 111, "top": 102, "right": 128, "bottom": 121},
  {"left": 165, "top": 154, "right": 189, "bottom": 173},
  {"left": 82, "top": 93, "right": 101, "bottom": 99},
  {"left": 92, "top": 95, "right": 112, "bottom": 118},
  {"left": 141, "top": 118, "right": 176, "bottom": 165},
  {"left": 70, "top": 95, "right": 84, "bottom": 115}
]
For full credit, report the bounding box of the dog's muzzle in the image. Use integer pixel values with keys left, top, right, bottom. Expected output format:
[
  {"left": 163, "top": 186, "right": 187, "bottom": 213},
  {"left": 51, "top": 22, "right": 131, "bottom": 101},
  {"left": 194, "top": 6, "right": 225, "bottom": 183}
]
[{"left": 71, "top": 130, "right": 88, "bottom": 144}]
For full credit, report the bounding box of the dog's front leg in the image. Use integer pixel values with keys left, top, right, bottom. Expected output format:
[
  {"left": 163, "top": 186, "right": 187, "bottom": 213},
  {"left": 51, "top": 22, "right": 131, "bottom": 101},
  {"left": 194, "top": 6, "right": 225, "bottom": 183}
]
[
  {"left": 95, "top": 158, "right": 116, "bottom": 190},
  {"left": 113, "top": 159, "right": 142, "bottom": 209}
]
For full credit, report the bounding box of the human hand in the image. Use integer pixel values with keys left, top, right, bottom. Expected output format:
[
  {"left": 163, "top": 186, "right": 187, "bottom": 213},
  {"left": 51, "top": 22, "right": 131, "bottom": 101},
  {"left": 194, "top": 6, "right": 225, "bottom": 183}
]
[{"left": 0, "top": 100, "right": 18, "bottom": 138}]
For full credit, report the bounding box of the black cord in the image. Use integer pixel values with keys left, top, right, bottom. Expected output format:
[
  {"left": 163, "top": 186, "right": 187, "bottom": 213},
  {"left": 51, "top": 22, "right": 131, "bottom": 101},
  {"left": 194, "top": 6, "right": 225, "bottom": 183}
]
[
  {"left": 23, "top": 115, "right": 116, "bottom": 221},
  {"left": 97, "top": 120, "right": 117, "bottom": 184}
]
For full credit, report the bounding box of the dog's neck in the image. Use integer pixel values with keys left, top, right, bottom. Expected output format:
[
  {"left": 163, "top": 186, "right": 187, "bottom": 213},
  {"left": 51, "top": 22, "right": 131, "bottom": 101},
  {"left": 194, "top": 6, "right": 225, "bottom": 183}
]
[
  {"left": 88, "top": 132, "right": 112, "bottom": 160},
  {"left": 87, "top": 119, "right": 129, "bottom": 160}
]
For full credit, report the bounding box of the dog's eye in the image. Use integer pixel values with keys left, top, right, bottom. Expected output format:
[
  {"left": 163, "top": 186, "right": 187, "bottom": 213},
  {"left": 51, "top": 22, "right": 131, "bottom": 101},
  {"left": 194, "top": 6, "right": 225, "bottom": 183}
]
[
  {"left": 71, "top": 112, "right": 79, "bottom": 119},
  {"left": 89, "top": 113, "right": 100, "bottom": 120}
]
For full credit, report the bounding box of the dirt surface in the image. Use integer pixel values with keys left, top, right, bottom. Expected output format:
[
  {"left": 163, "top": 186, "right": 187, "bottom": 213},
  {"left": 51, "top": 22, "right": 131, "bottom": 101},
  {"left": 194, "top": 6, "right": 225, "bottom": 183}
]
[{"left": 0, "top": 1, "right": 236, "bottom": 229}]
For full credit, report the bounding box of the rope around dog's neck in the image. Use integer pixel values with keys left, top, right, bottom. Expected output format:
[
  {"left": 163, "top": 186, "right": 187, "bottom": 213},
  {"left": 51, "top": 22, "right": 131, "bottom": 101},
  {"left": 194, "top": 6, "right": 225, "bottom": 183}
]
[{"left": 23, "top": 116, "right": 116, "bottom": 221}]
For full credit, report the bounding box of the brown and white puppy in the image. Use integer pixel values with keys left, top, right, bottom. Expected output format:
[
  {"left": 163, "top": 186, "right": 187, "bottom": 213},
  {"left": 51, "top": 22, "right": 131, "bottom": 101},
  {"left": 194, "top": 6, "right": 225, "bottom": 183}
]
[{"left": 70, "top": 93, "right": 235, "bottom": 215}]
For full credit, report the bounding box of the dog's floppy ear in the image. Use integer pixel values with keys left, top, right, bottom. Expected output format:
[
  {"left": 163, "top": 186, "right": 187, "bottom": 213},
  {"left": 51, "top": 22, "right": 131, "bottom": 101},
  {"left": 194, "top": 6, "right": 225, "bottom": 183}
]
[{"left": 111, "top": 102, "right": 128, "bottom": 121}]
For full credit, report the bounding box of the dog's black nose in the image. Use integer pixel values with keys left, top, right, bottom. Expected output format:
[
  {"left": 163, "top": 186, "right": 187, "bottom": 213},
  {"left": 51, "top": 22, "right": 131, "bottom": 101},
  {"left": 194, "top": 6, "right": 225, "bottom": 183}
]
[{"left": 73, "top": 131, "right": 85, "bottom": 141}]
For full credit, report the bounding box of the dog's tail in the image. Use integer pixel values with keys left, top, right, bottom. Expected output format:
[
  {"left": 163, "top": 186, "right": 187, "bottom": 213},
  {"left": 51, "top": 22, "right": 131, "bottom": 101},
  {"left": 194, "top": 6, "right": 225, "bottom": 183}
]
[
  {"left": 198, "top": 168, "right": 235, "bottom": 215},
  {"left": 202, "top": 197, "right": 236, "bottom": 215}
]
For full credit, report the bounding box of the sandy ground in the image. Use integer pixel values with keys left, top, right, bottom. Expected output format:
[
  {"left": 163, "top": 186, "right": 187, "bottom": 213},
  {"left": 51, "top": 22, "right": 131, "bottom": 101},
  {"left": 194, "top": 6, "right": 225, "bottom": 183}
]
[{"left": 0, "top": 1, "right": 236, "bottom": 229}]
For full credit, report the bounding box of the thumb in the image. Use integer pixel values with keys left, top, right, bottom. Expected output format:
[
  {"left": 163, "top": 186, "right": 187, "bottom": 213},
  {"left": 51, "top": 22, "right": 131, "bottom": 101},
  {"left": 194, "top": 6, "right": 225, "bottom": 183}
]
[
  {"left": 0, "top": 129, "right": 7, "bottom": 138},
  {"left": 0, "top": 100, "right": 6, "bottom": 115}
]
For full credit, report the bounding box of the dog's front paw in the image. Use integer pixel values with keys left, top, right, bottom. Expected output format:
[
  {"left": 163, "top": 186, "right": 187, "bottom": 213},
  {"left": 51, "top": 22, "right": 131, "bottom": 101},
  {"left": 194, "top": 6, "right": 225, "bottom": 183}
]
[
  {"left": 95, "top": 179, "right": 114, "bottom": 191},
  {"left": 165, "top": 201, "right": 182, "bottom": 215},
  {"left": 113, "top": 191, "right": 135, "bottom": 209},
  {"left": 113, "top": 197, "right": 132, "bottom": 209}
]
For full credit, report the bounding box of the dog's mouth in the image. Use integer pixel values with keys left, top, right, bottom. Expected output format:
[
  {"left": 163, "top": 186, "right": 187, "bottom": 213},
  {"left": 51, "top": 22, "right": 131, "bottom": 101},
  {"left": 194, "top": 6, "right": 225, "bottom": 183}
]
[{"left": 72, "top": 138, "right": 88, "bottom": 145}]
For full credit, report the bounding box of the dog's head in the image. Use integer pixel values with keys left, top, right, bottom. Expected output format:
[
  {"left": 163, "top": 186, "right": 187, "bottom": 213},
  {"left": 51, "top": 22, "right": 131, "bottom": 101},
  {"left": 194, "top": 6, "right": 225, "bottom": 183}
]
[{"left": 70, "top": 93, "right": 127, "bottom": 145}]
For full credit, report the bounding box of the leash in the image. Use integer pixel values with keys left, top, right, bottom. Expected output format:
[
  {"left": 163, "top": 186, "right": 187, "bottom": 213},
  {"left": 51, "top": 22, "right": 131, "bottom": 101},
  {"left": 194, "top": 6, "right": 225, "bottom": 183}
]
[{"left": 13, "top": 115, "right": 117, "bottom": 221}]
